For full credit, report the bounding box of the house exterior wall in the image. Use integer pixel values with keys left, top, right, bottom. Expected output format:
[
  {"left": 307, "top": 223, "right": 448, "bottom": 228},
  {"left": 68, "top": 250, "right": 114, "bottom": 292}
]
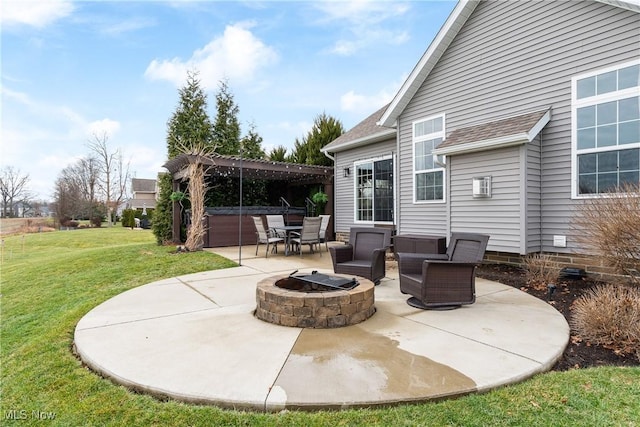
[
  {"left": 526, "top": 135, "right": 542, "bottom": 253},
  {"left": 396, "top": 0, "right": 639, "bottom": 253},
  {"left": 448, "top": 145, "right": 524, "bottom": 253},
  {"left": 334, "top": 138, "right": 397, "bottom": 234},
  {"left": 134, "top": 192, "right": 156, "bottom": 201}
]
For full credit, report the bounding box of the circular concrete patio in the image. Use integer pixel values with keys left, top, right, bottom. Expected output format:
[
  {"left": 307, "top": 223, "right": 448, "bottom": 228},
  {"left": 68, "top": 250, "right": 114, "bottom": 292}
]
[{"left": 74, "top": 262, "right": 569, "bottom": 412}]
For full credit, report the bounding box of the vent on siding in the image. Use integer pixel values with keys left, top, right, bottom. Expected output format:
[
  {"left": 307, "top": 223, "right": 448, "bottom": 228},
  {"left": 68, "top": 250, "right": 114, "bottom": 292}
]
[{"left": 472, "top": 176, "right": 492, "bottom": 198}]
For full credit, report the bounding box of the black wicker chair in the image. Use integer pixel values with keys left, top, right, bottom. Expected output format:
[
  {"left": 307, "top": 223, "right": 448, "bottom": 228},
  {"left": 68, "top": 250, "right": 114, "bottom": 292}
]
[
  {"left": 329, "top": 227, "right": 391, "bottom": 285},
  {"left": 398, "top": 232, "right": 489, "bottom": 309}
]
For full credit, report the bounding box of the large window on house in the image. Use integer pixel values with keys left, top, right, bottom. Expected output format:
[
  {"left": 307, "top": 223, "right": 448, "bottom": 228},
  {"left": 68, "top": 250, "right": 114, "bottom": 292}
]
[
  {"left": 354, "top": 156, "right": 394, "bottom": 223},
  {"left": 413, "top": 114, "right": 445, "bottom": 202},
  {"left": 573, "top": 60, "right": 640, "bottom": 196}
]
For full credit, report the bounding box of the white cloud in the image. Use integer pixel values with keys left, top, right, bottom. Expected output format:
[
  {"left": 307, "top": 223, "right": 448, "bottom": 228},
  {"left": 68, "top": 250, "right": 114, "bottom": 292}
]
[
  {"left": 39, "top": 153, "right": 83, "bottom": 170},
  {"left": 1, "top": 0, "right": 74, "bottom": 28},
  {"left": 100, "top": 17, "right": 157, "bottom": 37},
  {"left": 340, "top": 89, "right": 393, "bottom": 115},
  {"left": 259, "top": 120, "right": 313, "bottom": 154},
  {"left": 314, "top": 1, "right": 409, "bottom": 23},
  {"left": 123, "top": 145, "right": 166, "bottom": 178},
  {"left": 144, "top": 21, "right": 279, "bottom": 90},
  {"left": 1, "top": 87, "right": 124, "bottom": 198},
  {"left": 330, "top": 28, "right": 409, "bottom": 56},
  {"left": 270, "top": 120, "right": 313, "bottom": 141},
  {"left": 314, "top": 1, "right": 411, "bottom": 55},
  {"left": 339, "top": 73, "right": 407, "bottom": 115},
  {"left": 87, "top": 119, "right": 121, "bottom": 138},
  {"left": 1, "top": 87, "right": 87, "bottom": 143}
]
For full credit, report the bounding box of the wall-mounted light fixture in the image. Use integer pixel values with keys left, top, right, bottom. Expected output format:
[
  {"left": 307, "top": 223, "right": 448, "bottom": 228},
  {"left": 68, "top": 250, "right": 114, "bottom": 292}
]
[{"left": 343, "top": 167, "right": 351, "bottom": 178}]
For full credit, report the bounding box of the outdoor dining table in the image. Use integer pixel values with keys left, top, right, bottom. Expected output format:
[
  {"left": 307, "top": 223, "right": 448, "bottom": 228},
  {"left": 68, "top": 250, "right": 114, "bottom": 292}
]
[{"left": 274, "top": 225, "right": 303, "bottom": 256}]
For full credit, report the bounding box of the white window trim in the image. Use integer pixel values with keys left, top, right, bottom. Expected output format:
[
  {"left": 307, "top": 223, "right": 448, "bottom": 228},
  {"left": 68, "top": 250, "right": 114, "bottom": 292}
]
[
  {"left": 570, "top": 59, "right": 640, "bottom": 199},
  {"left": 353, "top": 154, "right": 395, "bottom": 225},
  {"left": 412, "top": 113, "right": 447, "bottom": 204}
]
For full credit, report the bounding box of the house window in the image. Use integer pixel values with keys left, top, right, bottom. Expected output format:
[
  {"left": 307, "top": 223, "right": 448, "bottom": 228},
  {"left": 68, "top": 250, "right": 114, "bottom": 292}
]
[
  {"left": 413, "top": 114, "right": 445, "bottom": 202},
  {"left": 573, "top": 61, "right": 640, "bottom": 196},
  {"left": 355, "top": 157, "right": 394, "bottom": 223}
]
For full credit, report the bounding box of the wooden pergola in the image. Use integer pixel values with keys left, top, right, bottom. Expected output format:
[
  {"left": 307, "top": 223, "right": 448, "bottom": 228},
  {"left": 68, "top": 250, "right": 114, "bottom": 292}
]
[{"left": 163, "top": 153, "right": 334, "bottom": 244}]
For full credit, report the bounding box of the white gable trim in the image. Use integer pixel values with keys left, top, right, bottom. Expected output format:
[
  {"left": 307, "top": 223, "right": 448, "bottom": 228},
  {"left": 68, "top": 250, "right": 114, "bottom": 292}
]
[
  {"left": 598, "top": 0, "right": 640, "bottom": 12},
  {"left": 378, "top": 0, "right": 638, "bottom": 128},
  {"left": 321, "top": 128, "right": 396, "bottom": 154},
  {"left": 378, "top": 0, "right": 480, "bottom": 128},
  {"left": 433, "top": 110, "right": 551, "bottom": 156},
  {"left": 433, "top": 135, "right": 525, "bottom": 156}
]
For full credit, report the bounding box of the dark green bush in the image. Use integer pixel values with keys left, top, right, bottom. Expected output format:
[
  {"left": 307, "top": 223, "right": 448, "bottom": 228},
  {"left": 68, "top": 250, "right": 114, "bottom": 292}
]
[
  {"left": 121, "top": 209, "right": 136, "bottom": 228},
  {"left": 152, "top": 173, "right": 175, "bottom": 245}
]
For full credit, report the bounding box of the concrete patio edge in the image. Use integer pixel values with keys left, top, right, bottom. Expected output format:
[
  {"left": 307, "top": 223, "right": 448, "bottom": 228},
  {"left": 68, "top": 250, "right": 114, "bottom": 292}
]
[{"left": 73, "top": 244, "right": 570, "bottom": 411}]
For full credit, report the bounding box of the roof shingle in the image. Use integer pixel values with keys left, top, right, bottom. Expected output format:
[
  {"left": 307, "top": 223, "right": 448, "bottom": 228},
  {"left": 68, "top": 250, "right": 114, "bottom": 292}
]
[
  {"left": 322, "top": 104, "right": 394, "bottom": 153},
  {"left": 434, "top": 109, "right": 550, "bottom": 154}
]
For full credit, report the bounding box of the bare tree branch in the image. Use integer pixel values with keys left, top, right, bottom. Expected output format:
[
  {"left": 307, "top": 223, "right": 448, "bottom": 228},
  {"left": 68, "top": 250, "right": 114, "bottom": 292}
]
[
  {"left": 87, "top": 132, "right": 131, "bottom": 226},
  {"left": 0, "top": 166, "right": 31, "bottom": 218}
]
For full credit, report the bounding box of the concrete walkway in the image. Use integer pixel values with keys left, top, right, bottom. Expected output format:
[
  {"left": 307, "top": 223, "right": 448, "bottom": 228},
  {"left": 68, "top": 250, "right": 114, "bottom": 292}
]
[{"left": 74, "top": 243, "right": 569, "bottom": 412}]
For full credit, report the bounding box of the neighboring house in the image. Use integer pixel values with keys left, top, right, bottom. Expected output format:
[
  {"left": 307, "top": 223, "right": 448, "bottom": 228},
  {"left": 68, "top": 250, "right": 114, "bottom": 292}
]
[
  {"left": 322, "top": 0, "right": 639, "bottom": 264},
  {"left": 127, "top": 178, "right": 158, "bottom": 211}
]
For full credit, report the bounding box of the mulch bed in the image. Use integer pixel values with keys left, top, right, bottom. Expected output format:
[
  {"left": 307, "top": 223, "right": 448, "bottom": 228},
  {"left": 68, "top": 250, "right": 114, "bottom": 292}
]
[{"left": 476, "top": 264, "right": 639, "bottom": 371}]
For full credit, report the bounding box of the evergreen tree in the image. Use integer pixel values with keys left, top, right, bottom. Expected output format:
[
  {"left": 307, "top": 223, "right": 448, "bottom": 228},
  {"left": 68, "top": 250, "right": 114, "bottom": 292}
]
[
  {"left": 289, "top": 137, "right": 307, "bottom": 164},
  {"left": 268, "top": 145, "right": 289, "bottom": 162},
  {"left": 212, "top": 80, "right": 242, "bottom": 156},
  {"left": 151, "top": 172, "right": 174, "bottom": 245},
  {"left": 154, "top": 70, "right": 213, "bottom": 245},
  {"left": 240, "top": 122, "right": 266, "bottom": 160},
  {"left": 166, "top": 70, "right": 214, "bottom": 158},
  {"left": 239, "top": 122, "right": 267, "bottom": 206},
  {"left": 290, "top": 113, "right": 343, "bottom": 166},
  {"left": 304, "top": 112, "right": 344, "bottom": 166}
]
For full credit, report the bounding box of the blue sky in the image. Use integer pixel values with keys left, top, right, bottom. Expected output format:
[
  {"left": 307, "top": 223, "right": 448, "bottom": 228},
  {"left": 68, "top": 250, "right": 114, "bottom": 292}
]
[{"left": 1, "top": 0, "right": 456, "bottom": 200}]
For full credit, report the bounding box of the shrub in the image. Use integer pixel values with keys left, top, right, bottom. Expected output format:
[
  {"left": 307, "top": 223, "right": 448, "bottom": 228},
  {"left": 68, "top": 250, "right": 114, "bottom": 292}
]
[
  {"left": 571, "top": 284, "right": 640, "bottom": 361},
  {"left": 523, "top": 253, "right": 561, "bottom": 290},
  {"left": 121, "top": 209, "right": 136, "bottom": 228},
  {"left": 90, "top": 216, "right": 102, "bottom": 228},
  {"left": 572, "top": 183, "right": 640, "bottom": 285},
  {"left": 152, "top": 173, "right": 175, "bottom": 245}
]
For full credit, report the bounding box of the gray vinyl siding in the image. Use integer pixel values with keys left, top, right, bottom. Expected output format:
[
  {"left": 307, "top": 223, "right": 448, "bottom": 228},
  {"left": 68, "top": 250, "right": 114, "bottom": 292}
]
[
  {"left": 526, "top": 136, "right": 542, "bottom": 253},
  {"left": 449, "top": 146, "right": 523, "bottom": 253},
  {"left": 396, "top": 0, "right": 639, "bottom": 253},
  {"left": 396, "top": 116, "right": 447, "bottom": 235},
  {"left": 333, "top": 138, "right": 397, "bottom": 235}
]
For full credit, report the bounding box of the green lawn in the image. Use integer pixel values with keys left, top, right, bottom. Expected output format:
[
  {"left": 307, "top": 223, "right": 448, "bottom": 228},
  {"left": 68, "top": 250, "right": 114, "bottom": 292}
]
[{"left": 1, "top": 226, "right": 638, "bottom": 426}]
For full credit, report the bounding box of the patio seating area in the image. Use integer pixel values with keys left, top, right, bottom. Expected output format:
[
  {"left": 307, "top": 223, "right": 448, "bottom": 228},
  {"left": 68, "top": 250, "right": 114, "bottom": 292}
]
[
  {"left": 330, "top": 227, "right": 391, "bottom": 285},
  {"left": 74, "top": 243, "right": 570, "bottom": 412},
  {"left": 398, "top": 232, "right": 490, "bottom": 310}
]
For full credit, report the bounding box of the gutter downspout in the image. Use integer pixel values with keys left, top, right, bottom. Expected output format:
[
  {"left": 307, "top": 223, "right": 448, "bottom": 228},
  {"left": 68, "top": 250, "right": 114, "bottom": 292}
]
[
  {"left": 322, "top": 149, "right": 336, "bottom": 239},
  {"left": 539, "top": 133, "right": 543, "bottom": 253},
  {"left": 321, "top": 149, "right": 335, "bottom": 162},
  {"left": 395, "top": 122, "right": 400, "bottom": 234}
]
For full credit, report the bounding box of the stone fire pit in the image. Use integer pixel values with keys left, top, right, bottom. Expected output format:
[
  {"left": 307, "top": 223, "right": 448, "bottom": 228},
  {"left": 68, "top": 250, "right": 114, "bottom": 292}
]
[{"left": 255, "top": 273, "right": 375, "bottom": 328}]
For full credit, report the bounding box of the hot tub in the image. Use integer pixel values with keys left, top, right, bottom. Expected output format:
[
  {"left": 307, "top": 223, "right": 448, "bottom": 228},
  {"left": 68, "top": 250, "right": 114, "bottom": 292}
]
[{"left": 203, "top": 206, "right": 306, "bottom": 247}]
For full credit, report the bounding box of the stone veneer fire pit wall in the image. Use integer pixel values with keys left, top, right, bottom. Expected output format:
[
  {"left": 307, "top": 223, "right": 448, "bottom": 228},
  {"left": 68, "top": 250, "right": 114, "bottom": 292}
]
[{"left": 255, "top": 274, "right": 375, "bottom": 328}]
